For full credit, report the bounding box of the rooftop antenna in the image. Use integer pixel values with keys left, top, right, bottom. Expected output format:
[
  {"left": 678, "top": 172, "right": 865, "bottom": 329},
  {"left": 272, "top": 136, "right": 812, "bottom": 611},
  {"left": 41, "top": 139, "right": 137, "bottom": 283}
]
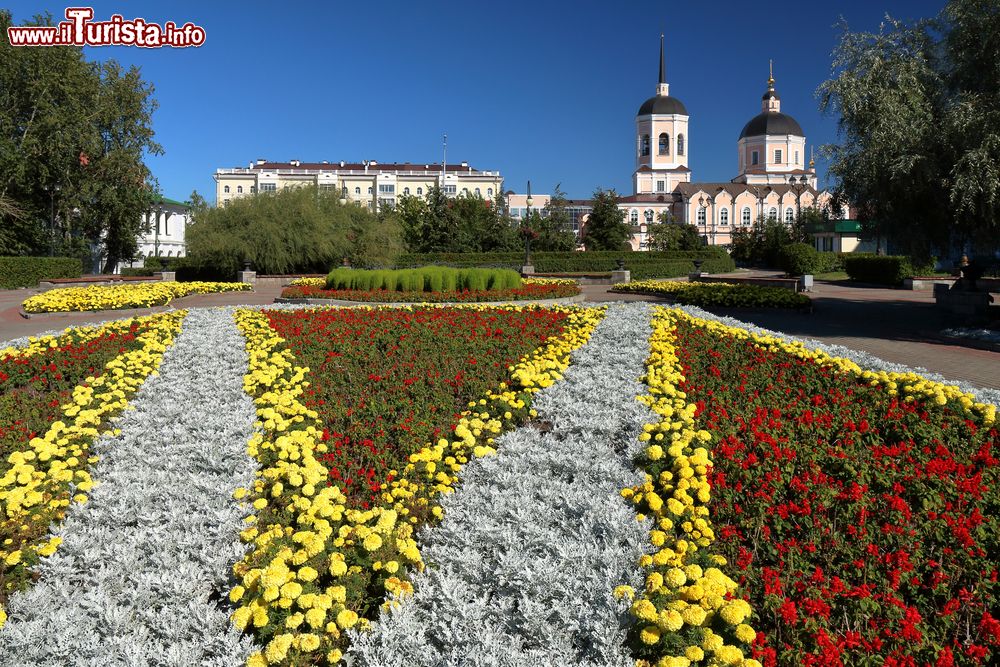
[{"left": 442, "top": 133, "right": 447, "bottom": 181}]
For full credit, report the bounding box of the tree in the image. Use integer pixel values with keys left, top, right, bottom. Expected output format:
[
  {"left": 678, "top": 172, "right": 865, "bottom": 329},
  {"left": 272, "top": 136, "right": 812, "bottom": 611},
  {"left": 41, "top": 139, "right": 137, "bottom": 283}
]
[
  {"left": 729, "top": 215, "right": 809, "bottom": 267},
  {"left": 582, "top": 188, "right": 630, "bottom": 251},
  {"left": 186, "top": 186, "right": 403, "bottom": 275},
  {"left": 647, "top": 213, "right": 703, "bottom": 251},
  {"left": 818, "top": 0, "right": 1000, "bottom": 260},
  {"left": 534, "top": 184, "right": 578, "bottom": 252},
  {"left": 0, "top": 10, "right": 161, "bottom": 270}
]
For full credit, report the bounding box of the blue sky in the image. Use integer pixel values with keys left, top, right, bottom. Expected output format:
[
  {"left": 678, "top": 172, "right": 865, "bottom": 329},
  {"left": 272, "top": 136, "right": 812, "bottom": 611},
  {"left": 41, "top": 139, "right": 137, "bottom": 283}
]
[{"left": 9, "top": 0, "right": 945, "bottom": 203}]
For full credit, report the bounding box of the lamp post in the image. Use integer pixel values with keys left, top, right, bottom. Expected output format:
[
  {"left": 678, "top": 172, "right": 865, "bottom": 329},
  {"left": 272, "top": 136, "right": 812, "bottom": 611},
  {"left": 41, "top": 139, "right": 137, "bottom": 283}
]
[
  {"left": 789, "top": 176, "right": 808, "bottom": 221},
  {"left": 339, "top": 185, "right": 347, "bottom": 206},
  {"left": 698, "top": 194, "right": 708, "bottom": 245},
  {"left": 43, "top": 184, "right": 60, "bottom": 256},
  {"left": 523, "top": 180, "right": 534, "bottom": 268}
]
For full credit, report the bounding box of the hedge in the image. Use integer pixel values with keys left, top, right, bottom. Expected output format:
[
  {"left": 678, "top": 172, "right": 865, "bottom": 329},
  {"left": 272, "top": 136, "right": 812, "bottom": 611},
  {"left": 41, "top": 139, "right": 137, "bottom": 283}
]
[
  {"left": 393, "top": 250, "right": 735, "bottom": 279},
  {"left": 0, "top": 256, "right": 82, "bottom": 289},
  {"left": 842, "top": 254, "right": 913, "bottom": 286},
  {"left": 326, "top": 266, "right": 522, "bottom": 292},
  {"left": 778, "top": 243, "right": 819, "bottom": 276}
]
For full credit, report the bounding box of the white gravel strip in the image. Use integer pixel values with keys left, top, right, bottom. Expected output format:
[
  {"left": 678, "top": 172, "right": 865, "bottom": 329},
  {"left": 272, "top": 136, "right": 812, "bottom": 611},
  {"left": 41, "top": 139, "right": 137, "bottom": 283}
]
[
  {"left": 673, "top": 303, "right": 1000, "bottom": 407},
  {"left": 348, "top": 303, "right": 655, "bottom": 667},
  {"left": 0, "top": 308, "right": 258, "bottom": 667},
  {"left": 941, "top": 327, "right": 1000, "bottom": 345}
]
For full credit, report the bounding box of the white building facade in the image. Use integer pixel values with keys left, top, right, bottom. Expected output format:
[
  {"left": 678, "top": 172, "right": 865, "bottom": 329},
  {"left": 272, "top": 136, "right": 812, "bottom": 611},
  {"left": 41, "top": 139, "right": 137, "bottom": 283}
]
[{"left": 124, "top": 195, "right": 189, "bottom": 267}]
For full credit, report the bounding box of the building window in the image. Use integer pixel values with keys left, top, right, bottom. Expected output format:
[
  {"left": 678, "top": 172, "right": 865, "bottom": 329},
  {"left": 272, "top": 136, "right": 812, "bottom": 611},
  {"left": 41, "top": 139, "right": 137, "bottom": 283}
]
[
  {"left": 475, "top": 188, "right": 481, "bottom": 196},
  {"left": 677, "top": 134, "right": 685, "bottom": 156},
  {"left": 795, "top": 150, "right": 800, "bottom": 164},
  {"left": 368, "top": 187, "right": 373, "bottom": 195},
  {"left": 775, "top": 149, "right": 783, "bottom": 164},
  {"left": 237, "top": 186, "right": 243, "bottom": 194},
  {"left": 640, "top": 134, "right": 650, "bottom": 157},
  {"left": 445, "top": 184, "right": 457, "bottom": 195},
  {"left": 720, "top": 208, "right": 729, "bottom": 225},
  {"left": 403, "top": 187, "right": 410, "bottom": 195},
  {"left": 355, "top": 187, "right": 361, "bottom": 195},
  {"left": 260, "top": 183, "right": 276, "bottom": 192},
  {"left": 378, "top": 184, "right": 394, "bottom": 194},
  {"left": 645, "top": 209, "right": 654, "bottom": 223},
  {"left": 658, "top": 133, "right": 669, "bottom": 155},
  {"left": 417, "top": 187, "right": 423, "bottom": 195},
  {"left": 785, "top": 207, "right": 794, "bottom": 223},
  {"left": 224, "top": 185, "right": 230, "bottom": 193},
  {"left": 487, "top": 188, "right": 493, "bottom": 197},
  {"left": 768, "top": 207, "right": 777, "bottom": 220},
  {"left": 319, "top": 184, "right": 334, "bottom": 192},
  {"left": 751, "top": 151, "right": 759, "bottom": 166},
  {"left": 223, "top": 198, "right": 230, "bottom": 205},
  {"left": 630, "top": 209, "right": 639, "bottom": 223},
  {"left": 656, "top": 180, "right": 665, "bottom": 193},
  {"left": 742, "top": 207, "right": 751, "bottom": 225},
  {"left": 462, "top": 188, "right": 469, "bottom": 195},
  {"left": 697, "top": 207, "right": 706, "bottom": 226},
  {"left": 250, "top": 186, "right": 256, "bottom": 193}
]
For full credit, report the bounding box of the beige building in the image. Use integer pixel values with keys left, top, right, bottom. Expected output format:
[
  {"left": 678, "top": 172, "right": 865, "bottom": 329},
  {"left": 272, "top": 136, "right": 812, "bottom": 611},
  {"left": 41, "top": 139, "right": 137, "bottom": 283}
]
[{"left": 214, "top": 160, "right": 503, "bottom": 212}]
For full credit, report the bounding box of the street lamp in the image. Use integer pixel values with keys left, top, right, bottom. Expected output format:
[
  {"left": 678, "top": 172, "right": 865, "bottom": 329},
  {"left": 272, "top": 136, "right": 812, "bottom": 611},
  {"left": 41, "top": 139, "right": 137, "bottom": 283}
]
[
  {"left": 698, "top": 194, "right": 708, "bottom": 245},
  {"left": 339, "top": 185, "right": 347, "bottom": 206},
  {"left": 789, "top": 175, "right": 808, "bottom": 222},
  {"left": 522, "top": 180, "right": 534, "bottom": 268},
  {"left": 43, "top": 184, "right": 60, "bottom": 256}
]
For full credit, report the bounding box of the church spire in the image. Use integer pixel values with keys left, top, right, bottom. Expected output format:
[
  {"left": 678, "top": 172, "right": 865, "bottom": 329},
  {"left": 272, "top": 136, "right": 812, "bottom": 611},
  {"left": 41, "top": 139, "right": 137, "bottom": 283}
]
[
  {"left": 762, "top": 60, "right": 780, "bottom": 113},
  {"left": 656, "top": 34, "right": 669, "bottom": 96}
]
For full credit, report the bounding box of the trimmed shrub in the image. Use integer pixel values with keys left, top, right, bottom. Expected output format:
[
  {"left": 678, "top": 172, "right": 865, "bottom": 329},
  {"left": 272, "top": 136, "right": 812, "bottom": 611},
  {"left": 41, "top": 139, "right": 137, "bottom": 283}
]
[
  {"left": 778, "top": 243, "right": 819, "bottom": 276},
  {"left": 324, "top": 266, "right": 523, "bottom": 294},
  {"left": 0, "top": 256, "right": 82, "bottom": 289},
  {"left": 842, "top": 254, "right": 914, "bottom": 286},
  {"left": 814, "top": 252, "right": 844, "bottom": 274}
]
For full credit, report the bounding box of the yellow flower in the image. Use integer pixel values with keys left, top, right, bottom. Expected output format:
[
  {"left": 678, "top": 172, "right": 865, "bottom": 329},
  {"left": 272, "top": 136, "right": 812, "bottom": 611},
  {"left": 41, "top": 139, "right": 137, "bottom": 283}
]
[
  {"left": 298, "top": 633, "right": 321, "bottom": 651},
  {"left": 363, "top": 533, "right": 383, "bottom": 551},
  {"left": 735, "top": 623, "right": 757, "bottom": 644},
  {"left": 336, "top": 608, "right": 359, "bottom": 629},
  {"left": 640, "top": 625, "right": 662, "bottom": 645},
  {"left": 263, "top": 634, "right": 294, "bottom": 663}
]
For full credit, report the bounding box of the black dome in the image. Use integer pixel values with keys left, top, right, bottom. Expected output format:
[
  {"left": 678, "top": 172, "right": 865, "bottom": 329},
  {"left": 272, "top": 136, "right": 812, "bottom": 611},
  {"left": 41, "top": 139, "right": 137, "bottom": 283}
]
[
  {"left": 637, "top": 95, "right": 688, "bottom": 116},
  {"left": 739, "top": 111, "right": 803, "bottom": 139}
]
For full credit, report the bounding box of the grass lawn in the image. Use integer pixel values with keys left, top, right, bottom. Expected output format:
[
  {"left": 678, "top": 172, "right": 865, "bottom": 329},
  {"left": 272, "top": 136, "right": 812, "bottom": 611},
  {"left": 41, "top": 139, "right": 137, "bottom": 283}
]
[{"left": 813, "top": 270, "right": 849, "bottom": 281}]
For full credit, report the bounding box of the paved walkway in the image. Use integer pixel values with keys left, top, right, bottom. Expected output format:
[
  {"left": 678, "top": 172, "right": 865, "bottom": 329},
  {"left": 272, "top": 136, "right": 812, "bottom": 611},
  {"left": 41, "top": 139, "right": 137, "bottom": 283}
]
[{"left": 3, "top": 279, "right": 997, "bottom": 391}]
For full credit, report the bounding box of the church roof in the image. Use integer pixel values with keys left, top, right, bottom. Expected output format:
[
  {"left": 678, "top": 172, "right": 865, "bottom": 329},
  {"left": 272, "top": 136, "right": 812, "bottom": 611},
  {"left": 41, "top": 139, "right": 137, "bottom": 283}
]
[
  {"left": 676, "top": 182, "right": 818, "bottom": 199},
  {"left": 637, "top": 95, "right": 688, "bottom": 116},
  {"left": 738, "top": 111, "right": 803, "bottom": 139}
]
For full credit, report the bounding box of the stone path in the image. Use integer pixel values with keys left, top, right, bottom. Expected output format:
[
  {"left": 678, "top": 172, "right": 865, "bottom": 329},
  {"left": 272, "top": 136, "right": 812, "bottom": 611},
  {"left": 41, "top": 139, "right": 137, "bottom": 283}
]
[
  {"left": 0, "top": 309, "right": 258, "bottom": 667},
  {"left": 348, "top": 304, "right": 655, "bottom": 667}
]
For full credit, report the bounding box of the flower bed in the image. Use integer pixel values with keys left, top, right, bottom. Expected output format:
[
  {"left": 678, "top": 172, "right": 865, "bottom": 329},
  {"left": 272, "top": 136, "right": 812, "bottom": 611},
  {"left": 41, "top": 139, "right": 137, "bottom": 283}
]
[
  {"left": 630, "top": 307, "right": 999, "bottom": 666},
  {"left": 0, "top": 311, "right": 186, "bottom": 625},
  {"left": 279, "top": 281, "right": 579, "bottom": 302},
  {"left": 21, "top": 281, "right": 252, "bottom": 313},
  {"left": 231, "top": 304, "right": 603, "bottom": 665},
  {"left": 613, "top": 280, "right": 811, "bottom": 310}
]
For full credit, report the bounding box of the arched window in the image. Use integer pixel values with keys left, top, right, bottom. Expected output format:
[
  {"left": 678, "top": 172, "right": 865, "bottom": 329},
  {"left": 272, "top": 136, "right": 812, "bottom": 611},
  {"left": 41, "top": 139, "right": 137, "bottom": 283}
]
[
  {"left": 720, "top": 208, "right": 729, "bottom": 226},
  {"left": 237, "top": 186, "right": 243, "bottom": 194},
  {"left": 475, "top": 188, "right": 481, "bottom": 196},
  {"left": 640, "top": 134, "right": 650, "bottom": 157},
  {"left": 785, "top": 207, "right": 794, "bottom": 223},
  {"left": 224, "top": 185, "right": 230, "bottom": 193},
  {"left": 658, "top": 133, "right": 669, "bottom": 155},
  {"left": 368, "top": 187, "right": 373, "bottom": 195},
  {"left": 768, "top": 207, "right": 778, "bottom": 221},
  {"left": 355, "top": 187, "right": 361, "bottom": 195},
  {"left": 417, "top": 187, "right": 423, "bottom": 195},
  {"left": 697, "top": 207, "right": 706, "bottom": 226},
  {"left": 644, "top": 209, "right": 654, "bottom": 223},
  {"left": 742, "top": 207, "right": 751, "bottom": 225},
  {"left": 487, "top": 188, "right": 493, "bottom": 197},
  {"left": 630, "top": 209, "right": 639, "bottom": 223},
  {"left": 677, "top": 134, "right": 685, "bottom": 156},
  {"left": 403, "top": 187, "right": 410, "bottom": 195}
]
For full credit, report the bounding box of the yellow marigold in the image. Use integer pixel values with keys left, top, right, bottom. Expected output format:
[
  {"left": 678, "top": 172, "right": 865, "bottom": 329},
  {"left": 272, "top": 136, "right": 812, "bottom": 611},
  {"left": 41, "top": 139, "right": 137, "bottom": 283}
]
[
  {"left": 684, "top": 645, "right": 704, "bottom": 661},
  {"left": 336, "top": 608, "right": 359, "bottom": 629},
  {"left": 305, "top": 607, "right": 326, "bottom": 629},
  {"left": 631, "top": 599, "right": 659, "bottom": 622},
  {"left": 327, "top": 649, "right": 344, "bottom": 663},
  {"left": 246, "top": 653, "right": 266, "bottom": 667},
  {"left": 298, "top": 566, "right": 318, "bottom": 582},
  {"left": 735, "top": 623, "right": 757, "bottom": 644},
  {"left": 714, "top": 645, "right": 744, "bottom": 664},
  {"left": 665, "top": 567, "right": 687, "bottom": 588},
  {"left": 363, "top": 533, "right": 383, "bottom": 551},
  {"left": 298, "top": 633, "right": 321, "bottom": 652},
  {"left": 701, "top": 629, "right": 724, "bottom": 652},
  {"left": 264, "top": 634, "right": 295, "bottom": 663},
  {"left": 719, "top": 599, "right": 752, "bottom": 625},
  {"left": 681, "top": 605, "right": 707, "bottom": 626},
  {"left": 613, "top": 585, "right": 635, "bottom": 600},
  {"left": 640, "top": 625, "right": 662, "bottom": 646},
  {"left": 658, "top": 609, "right": 684, "bottom": 632}
]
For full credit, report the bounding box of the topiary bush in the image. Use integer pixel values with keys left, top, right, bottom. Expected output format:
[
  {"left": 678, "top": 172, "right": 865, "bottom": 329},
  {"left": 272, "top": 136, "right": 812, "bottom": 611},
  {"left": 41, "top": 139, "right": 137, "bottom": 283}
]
[
  {"left": 842, "top": 254, "right": 914, "bottom": 286},
  {"left": 0, "top": 257, "right": 82, "bottom": 289},
  {"left": 324, "top": 266, "right": 522, "bottom": 293},
  {"left": 778, "top": 243, "right": 819, "bottom": 276}
]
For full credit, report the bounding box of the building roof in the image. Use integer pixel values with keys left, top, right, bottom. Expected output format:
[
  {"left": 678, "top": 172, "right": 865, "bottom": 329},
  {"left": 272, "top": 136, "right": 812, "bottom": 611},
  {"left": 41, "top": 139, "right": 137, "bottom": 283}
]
[
  {"left": 247, "top": 161, "right": 490, "bottom": 174},
  {"left": 635, "top": 164, "right": 692, "bottom": 173},
  {"left": 617, "top": 193, "right": 677, "bottom": 204},
  {"left": 677, "top": 182, "right": 818, "bottom": 199},
  {"left": 739, "top": 111, "right": 804, "bottom": 139},
  {"left": 152, "top": 194, "right": 189, "bottom": 208},
  {"left": 637, "top": 95, "right": 688, "bottom": 116}
]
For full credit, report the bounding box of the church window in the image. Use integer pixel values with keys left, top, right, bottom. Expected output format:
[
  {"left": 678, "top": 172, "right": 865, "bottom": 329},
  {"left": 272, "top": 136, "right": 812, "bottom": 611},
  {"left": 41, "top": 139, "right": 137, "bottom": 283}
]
[
  {"left": 403, "top": 187, "right": 410, "bottom": 195},
  {"left": 355, "top": 187, "right": 361, "bottom": 194},
  {"left": 640, "top": 134, "right": 650, "bottom": 157},
  {"left": 751, "top": 151, "right": 759, "bottom": 166},
  {"left": 368, "top": 186, "right": 373, "bottom": 194},
  {"left": 785, "top": 207, "right": 794, "bottom": 223},
  {"left": 795, "top": 150, "right": 800, "bottom": 164},
  {"left": 720, "top": 208, "right": 729, "bottom": 225},
  {"left": 697, "top": 207, "right": 706, "bottom": 226},
  {"left": 677, "top": 134, "right": 685, "bottom": 156},
  {"left": 742, "top": 207, "right": 751, "bottom": 225},
  {"left": 658, "top": 133, "right": 669, "bottom": 155},
  {"left": 237, "top": 186, "right": 243, "bottom": 194},
  {"left": 630, "top": 209, "right": 638, "bottom": 223},
  {"left": 224, "top": 185, "right": 230, "bottom": 193},
  {"left": 645, "top": 209, "right": 654, "bottom": 223},
  {"left": 775, "top": 149, "right": 783, "bottom": 164},
  {"left": 768, "top": 207, "right": 777, "bottom": 220},
  {"left": 417, "top": 187, "right": 423, "bottom": 195},
  {"left": 656, "top": 180, "right": 665, "bottom": 193}
]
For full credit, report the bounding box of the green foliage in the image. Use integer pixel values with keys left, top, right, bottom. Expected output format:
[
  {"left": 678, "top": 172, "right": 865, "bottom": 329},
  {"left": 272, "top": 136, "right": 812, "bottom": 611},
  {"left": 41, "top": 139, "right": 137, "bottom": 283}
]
[
  {"left": 778, "top": 243, "right": 820, "bottom": 276},
  {"left": 647, "top": 218, "right": 704, "bottom": 251},
  {"left": 842, "top": 254, "right": 914, "bottom": 285},
  {"left": 0, "top": 256, "right": 81, "bottom": 288},
  {"left": 814, "top": 252, "right": 845, "bottom": 274},
  {"left": 397, "top": 189, "right": 518, "bottom": 253},
  {"left": 583, "top": 189, "right": 631, "bottom": 251},
  {"left": 532, "top": 185, "right": 578, "bottom": 252},
  {"left": 819, "top": 0, "right": 1000, "bottom": 259},
  {"left": 0, "top": 11, "right": 161, "bottom": 269},
  {"left": 393, "top": 250, "right": 734, "bottom": 279},
  {"left": 323, "top": 266, "right": 522, "bottom": 293},
  {"left": 730, "top": 216, "right": 810, "bottom": 268},
  {"left": 615, "top": 281, "right": 811, "bottom": 309},
  {"left": 186, "top": 186, "right": 403, "bottom": 275}
]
